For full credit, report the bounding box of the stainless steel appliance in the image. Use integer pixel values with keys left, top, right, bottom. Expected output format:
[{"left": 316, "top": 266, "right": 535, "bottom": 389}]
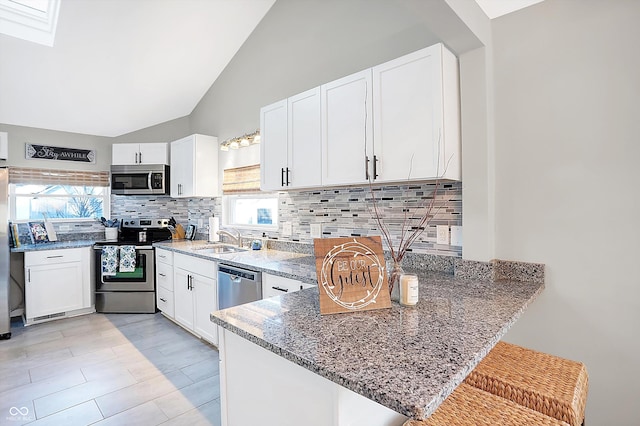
[
  {"left": 93, "top": 218, "right": 172, "bottom": 313},
  {"left": 1, "top": 168, "right": 11, "bottom": 339},
  {"left": 110, "top": 164, "right": 169, "bottom": 195},
  {"left": 217, "top": 264, "right": 262, "bottom": 310}
]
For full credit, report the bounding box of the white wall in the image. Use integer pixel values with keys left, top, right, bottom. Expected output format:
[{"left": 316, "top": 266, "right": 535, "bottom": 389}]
[
  {"left": 491, "top": 1, "right": 640, "bottom": 424},
  {"left": 0, "top": 123, "right": 111, "bottom": 171}
]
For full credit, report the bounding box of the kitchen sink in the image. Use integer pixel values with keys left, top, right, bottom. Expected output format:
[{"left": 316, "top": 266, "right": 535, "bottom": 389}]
[{"left": 194, "top": 244, "right": 247, "bottom": 254}]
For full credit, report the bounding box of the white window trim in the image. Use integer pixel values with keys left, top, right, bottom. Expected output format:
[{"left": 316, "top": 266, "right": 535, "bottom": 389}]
[
  {"left": 9, "top": 183, "right": 111, "bottom": 222},
  {"left": 222, "top": 193, "right": 278, "bottom": 231}
]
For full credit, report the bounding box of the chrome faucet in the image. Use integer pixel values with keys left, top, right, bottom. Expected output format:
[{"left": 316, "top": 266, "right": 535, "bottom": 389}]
[{"left": 217, "top": 228, "right": 242, "bottom": 247}]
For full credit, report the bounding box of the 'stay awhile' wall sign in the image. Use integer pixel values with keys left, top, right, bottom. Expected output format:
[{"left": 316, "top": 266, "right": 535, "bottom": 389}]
[
  {"left": 26, "top": 144, "right": 96, "bottom": 163},
  {"left": 313, "top": 236, "right": 391, "bottom": 315}
]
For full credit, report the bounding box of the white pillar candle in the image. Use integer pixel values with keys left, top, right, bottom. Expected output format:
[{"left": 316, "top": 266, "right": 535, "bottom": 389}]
[{"left": 400, "top": 274, "right": 419, "bottom": 306}]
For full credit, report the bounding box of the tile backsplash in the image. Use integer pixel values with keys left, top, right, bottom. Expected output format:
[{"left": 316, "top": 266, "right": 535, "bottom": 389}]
[{"left": 110, "top": 181, "right": 462, "bottom": 257}]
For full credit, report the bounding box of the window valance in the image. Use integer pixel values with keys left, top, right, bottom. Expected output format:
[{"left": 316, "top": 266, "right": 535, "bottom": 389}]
[
  {"left": 8, "top": 167, "right": 110, "bottom": 187},
  {"left": 222, "top": 164, "right": 261, "bottom": 194}
]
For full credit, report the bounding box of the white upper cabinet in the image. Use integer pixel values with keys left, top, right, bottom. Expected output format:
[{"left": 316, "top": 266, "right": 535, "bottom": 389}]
[
  {"left": 372, "top": 44, "right": 460, "bottom": 182},
  {"left": 260, "top": 100, "right": 288, "bottom": 191},
  {"left": 112, "top": 143, "right": 168, "bottom": 165},
  {"left": 288, "top": 87, "right": 322, "bottom": 189},
  {"left": 260, "top": 88, "right": 322, "bottom": 191},
  {"left": 170, "top": 134, "right": 218, "bottom": 198},
  {"left": 259, "top": 42, "right": 460, "bottom": 189},
  {"left": 321, "top": 69, "right": 373, "bottom": 187}
]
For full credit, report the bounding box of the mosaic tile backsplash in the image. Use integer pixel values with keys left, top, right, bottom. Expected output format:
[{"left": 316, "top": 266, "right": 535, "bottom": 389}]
[{"left": 110, "top": 181, "right": 462, "bottom": 257}]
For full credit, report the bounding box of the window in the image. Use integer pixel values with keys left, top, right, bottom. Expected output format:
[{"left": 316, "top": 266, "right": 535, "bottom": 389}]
[
  {"left": 224, "top": 195, "right": 278, "bottom": 229},
  {"left": 10, "top": 183, "right": 109, "bottom": 221}
]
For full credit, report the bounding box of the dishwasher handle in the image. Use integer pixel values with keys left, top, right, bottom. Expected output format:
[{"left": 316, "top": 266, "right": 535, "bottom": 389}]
[{"left": 218, "top": 264, "right": 260, "bottom": 282}]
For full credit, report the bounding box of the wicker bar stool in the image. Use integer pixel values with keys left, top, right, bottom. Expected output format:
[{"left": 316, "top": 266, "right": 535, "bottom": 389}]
[
  {"left": 464, "top": 341, "right": 588, "bottom": 426},
  {"left": 403, "top": 383, "right": 569, "bottom": 426}
]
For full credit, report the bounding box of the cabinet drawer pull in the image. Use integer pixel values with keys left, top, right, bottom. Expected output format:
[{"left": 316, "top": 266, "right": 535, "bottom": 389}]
[
  {"left": 46, "top": 255, "right": 64, "bottom": 259},
  {"left": 160, "top": 298, "right": 167, "bottom": 303},
  {"left": 272, "top": 286, "right": 289, "bottom": 293},
  {"left": 159, "top": 273, "right": 166, "bottom": 277}
]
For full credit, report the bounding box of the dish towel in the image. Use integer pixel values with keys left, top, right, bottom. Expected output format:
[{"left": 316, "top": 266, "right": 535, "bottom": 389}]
[
  {"left": 101, "top": 246, "right": 118, "bottom": 277},
  {"left": 119, "top": 245, "right": 136, "bottom": 272}
]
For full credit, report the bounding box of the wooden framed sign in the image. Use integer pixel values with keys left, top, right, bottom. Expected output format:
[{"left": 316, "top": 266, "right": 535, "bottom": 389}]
[{"left": 314, "top": 236, "right": 391, "bottom": 315}]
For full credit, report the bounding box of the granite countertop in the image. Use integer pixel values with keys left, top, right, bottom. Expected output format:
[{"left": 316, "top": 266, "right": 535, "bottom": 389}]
[
  {"left": 153, "top": 240, "right": 318, "bottom": 284},
  {"left": 11, "top": 240, "right": 97, "bottom": 252},
  {"left": 210, "top": 270, "right": 544, "bottom": 420}
]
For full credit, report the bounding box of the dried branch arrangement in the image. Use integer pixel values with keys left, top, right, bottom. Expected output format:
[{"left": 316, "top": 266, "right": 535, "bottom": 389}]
[
  {"left": 368, "top": 180, "right": 441, "bottom": 264},
  {"left": 368, "top": 178, "right": 441, "bottom": 295}
]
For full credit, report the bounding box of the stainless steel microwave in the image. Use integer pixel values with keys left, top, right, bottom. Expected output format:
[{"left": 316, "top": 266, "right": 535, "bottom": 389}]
[{"left": 111, "top": 164, "right": 169, "bottom": 195}]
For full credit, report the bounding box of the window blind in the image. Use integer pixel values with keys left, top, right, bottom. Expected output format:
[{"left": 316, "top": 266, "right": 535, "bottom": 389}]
[
  {"left": 8, "top": 167, "right": 110, "bottom": 187},
  {"left": 222, "top": 164, "right": 261, "bottom": 194}
]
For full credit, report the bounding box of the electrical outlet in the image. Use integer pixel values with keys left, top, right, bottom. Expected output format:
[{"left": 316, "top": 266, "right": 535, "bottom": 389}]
[
  {"left": 436, "top": 225, "right": 450, "bottom": 245},
  {"left": 310, "top": 223, "right": 322, "bottom": 239},
  {"left": 282, "top": 222, "right": 292, "bottom": 237},
  {"left": 450, "top": 226, "right": 463, "bottom": 247}
]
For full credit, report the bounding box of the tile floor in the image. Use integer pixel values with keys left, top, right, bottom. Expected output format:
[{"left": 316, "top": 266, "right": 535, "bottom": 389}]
[{"left": 0, "top": 313, "right": 221, "bottom": 426}]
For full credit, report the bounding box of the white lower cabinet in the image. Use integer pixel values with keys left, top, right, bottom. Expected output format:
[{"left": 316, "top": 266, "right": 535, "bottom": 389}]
[
  {"left": 173, "top": 253, "right": 218, "bottom": 345},
  {"left": 218, "top": 328, "right": 405, "bottom": 426},
  {"left": 262, "top": 273, "right": 314, "bottom": 299},
  {"left": 155, "top": 249, "right": 174, "bottom": 318},
  {"left": 24, "top": 247, "right": 94, "bottom": 325}
]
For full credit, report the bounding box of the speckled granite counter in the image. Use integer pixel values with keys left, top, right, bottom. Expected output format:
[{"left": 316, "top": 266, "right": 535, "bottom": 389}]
[
  {"left": 153, "top": 240, "right": 318, "bottom": 284},
  {"left": 11, "top": 240, "right": 96, "bottom": 252},
  {"left": 211, "top": 271, "right": 543, "bottom": 420}
]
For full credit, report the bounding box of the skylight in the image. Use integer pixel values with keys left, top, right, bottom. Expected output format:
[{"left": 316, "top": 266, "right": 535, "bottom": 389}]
[{"left": 0, "top": 0, "right": 60, "bottom": 46}]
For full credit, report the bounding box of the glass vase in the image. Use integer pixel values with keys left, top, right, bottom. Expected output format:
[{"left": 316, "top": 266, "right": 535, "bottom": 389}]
[{"left": 388, "top": 260, "right": 404, "bottom": 302}]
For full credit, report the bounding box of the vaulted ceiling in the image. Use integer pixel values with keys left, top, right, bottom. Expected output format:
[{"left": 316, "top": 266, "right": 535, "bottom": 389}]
[{"left": 0, "top": 0, "right": 275, "bottom": 137}]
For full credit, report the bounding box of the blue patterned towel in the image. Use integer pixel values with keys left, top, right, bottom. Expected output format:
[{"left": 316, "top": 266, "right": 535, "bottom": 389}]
[
  {"left": 119, "top": 245, "right": 136, "bottom": 272},
  {"left": 101, "top": 246, "right": 118, "bottom": 276}
]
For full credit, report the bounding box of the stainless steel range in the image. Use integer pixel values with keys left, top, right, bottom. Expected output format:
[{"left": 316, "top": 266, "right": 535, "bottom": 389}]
[{"left": 93, "top": 218, "right": 172, "bottom": 313}]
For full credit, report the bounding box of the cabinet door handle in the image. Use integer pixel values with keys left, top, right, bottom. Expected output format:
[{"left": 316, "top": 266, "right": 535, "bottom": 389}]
[
  {"left": 135, "top": 152, "right": 139, "bottom": 164},
  {"left": 373, "top": 155, "right": 379, "bottom": 180},
  {"left": 365, "top": 156, "right": 370, "bottom": 181},
  {"left": 272, "top": 286, "right": 289, "bottom": 293},
  {"left": 27, "top": 268, "right": 31, "bottom": 283},
  {"left": 46, "top": 255, "right": 64, "bottom": 259},
  {"left": 139, "top": 152, "right": 142, "bottom": 163},
  {"left": 160, "top": 298, "right": 167, "bottom": 303},
  {"left": 281, "top": 167, "right": 285, "bottom": 187},
  {"left": 286, "top": 167, "right": 290, "bottom": 186}
]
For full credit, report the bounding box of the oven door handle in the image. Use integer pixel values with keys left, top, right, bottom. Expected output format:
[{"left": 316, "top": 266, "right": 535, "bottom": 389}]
[{"left": 93, "top": 245, "right": 154, "bottom": 250}]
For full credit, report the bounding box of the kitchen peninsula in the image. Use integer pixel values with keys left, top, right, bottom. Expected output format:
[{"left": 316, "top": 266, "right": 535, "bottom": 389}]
[{"left": 211, "top": 264, "right": 544, "bottom": 425}]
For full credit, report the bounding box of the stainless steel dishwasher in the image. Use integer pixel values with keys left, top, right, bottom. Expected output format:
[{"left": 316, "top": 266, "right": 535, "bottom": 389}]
[{"left": 218, "top": 264, "right": 262, "bottom": 310}]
